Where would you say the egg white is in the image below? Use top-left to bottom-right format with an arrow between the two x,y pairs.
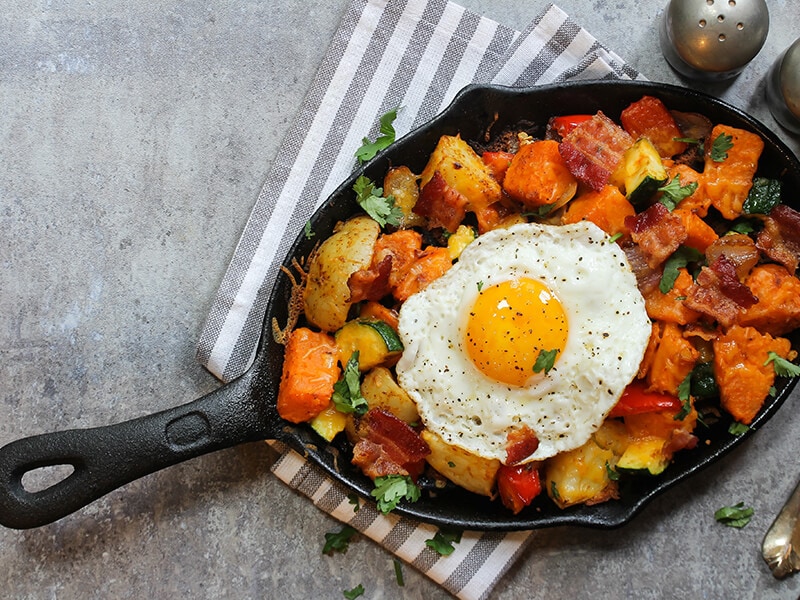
395,221 -> 651,463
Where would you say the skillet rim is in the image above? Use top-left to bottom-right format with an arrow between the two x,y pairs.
262,80 -> 800,531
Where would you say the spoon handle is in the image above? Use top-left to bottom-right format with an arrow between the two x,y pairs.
762,478 -> 800,578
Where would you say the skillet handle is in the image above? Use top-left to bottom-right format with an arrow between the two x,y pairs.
0,368 -> 276,529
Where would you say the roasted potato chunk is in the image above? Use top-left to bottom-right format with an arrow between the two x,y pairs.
421,429 -> 500,497
360,367 -> 419,424
303,216 -> 380,332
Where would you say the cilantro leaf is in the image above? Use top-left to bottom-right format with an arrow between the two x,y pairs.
355,108 -> 398,163
658,174 -> 698,211
714,502 -> 754,528
608,232 -> 624,243
304,220 -> 315,239
371,474 -> 421,514
710,133 -> 734,162
353,175 -> 403,227
606,461 -> 620,481
323,525 -> 358,555
348,493 -> 361,513
425,529 -> 463,556
674,373 -> 692,421
659,246 -> 704,294
728,422 -> 750,436
533,349 -> 559,374
673,136 -> 701,145
332,352 -> 368,415
763,352 -> 800,377
343,584 -> 365,599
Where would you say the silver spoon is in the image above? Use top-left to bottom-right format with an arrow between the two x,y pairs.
762,478 -> 800,578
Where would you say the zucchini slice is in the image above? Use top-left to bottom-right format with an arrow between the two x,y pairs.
611,138 -> 668,204
335,318 -> 403,371
616,438 -> 670,475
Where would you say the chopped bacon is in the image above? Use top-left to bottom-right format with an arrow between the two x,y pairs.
623,244 -> 662,296
705,233 -> 759,281
348,254 -> 392,303
626,202 -> 688,268
665,429 -> 699,454
684,255 -> 757,328
352,408 -> 430,480
414,170 -> 468,232
505,425 -> 540,465
558,111 -> 634,191
756,204 -> 800,273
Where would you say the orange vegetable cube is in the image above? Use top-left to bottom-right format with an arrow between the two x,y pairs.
738,264 -> 800,336
673,208 -> 718,252
644,321 -> 700,396
713,324 -> 792,424
703,124 -> 764,220
277,328 -> 340,424
561,184 -> 635,238
503,140 -> 578,210
644,268 -> 702,325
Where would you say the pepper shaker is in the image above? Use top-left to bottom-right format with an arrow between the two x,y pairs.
660,0 -> 769,80
765,38 -> 800,134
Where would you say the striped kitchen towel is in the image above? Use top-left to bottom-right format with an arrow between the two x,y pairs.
197,1 -> 640,598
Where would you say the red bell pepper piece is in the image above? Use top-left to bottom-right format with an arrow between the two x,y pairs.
497,463 -> 542,514
608,380 -> 682,418
548,114 -> 593,138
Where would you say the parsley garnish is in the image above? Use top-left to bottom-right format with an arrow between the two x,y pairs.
332,352 -> 368,415
710,133 -> 734,162
425,529 -> 463,556
658,174 -> 698,211
550,480 -> 560,501
714,502 -> 754,528
660,246 -> 704,294
533,349 -> 559,374
764,352 -> 800,377
372,475 -> 421,514
303,220 -> 315,239
606,461 -> 620,481
355,108 -> 399,163
728,422 -> 750,436
477,280 -> 484,291
353,175 -> 403,227
674,373 -> 692,421
343,584 -> 365,599
393,559 -> 405,586
673,136 -> 701,145
728,219 -> 757,235
323,525 -> 358,555
608,232 -> 624,243
348,493 -> 361,513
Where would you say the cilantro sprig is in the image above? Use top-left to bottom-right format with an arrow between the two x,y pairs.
714,502 -> 754,528
660,246 -> 704,294
425,529 -> 463,556
332,352 -> 368,415
763,352 -> 800,377
372,474 -> 421,514
658,173 -> 698,211
343,584 -> 365,599
323,525 -> 358,555
353,175 -> 403,227
355,108 -> 399,163
674,373 -> 692,421
710,132 -> 734,162
533,349 -> 559,374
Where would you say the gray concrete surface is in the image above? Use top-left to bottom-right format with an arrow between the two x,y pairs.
2,1 -> 799,598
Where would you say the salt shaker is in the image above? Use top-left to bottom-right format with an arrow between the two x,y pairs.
765,38 -> 800,134
660,0 -> 769,80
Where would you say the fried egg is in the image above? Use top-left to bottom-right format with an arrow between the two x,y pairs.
395,221 -> 650,464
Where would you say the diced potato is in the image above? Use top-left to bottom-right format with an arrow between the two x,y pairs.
591,419 -> 630,457
419,134 -> 502,211
360,367 -> 419,425
311,403 -> 348,442
421,430 -> 500,497
544,437 -> 617,509
303,216 -> 380,332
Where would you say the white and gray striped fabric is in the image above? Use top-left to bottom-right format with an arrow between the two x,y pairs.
197,1 -> 641,598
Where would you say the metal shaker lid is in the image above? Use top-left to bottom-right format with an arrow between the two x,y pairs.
662,0 -> 769,78
779,38 -> 800,120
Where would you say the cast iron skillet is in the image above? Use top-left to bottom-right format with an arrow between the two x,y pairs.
1,81 -> 799,531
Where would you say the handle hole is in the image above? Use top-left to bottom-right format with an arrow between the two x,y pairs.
21,464 -> 76,493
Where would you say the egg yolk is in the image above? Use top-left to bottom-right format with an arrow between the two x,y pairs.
464,277 -> 568,387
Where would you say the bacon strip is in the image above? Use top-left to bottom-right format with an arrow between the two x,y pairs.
352,408 -> 430,480
756,204 -> 800,273
414,170 -> 468,232
684,254 -> 757,328
626,202 -> 688,268
558,112 -> 634,191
